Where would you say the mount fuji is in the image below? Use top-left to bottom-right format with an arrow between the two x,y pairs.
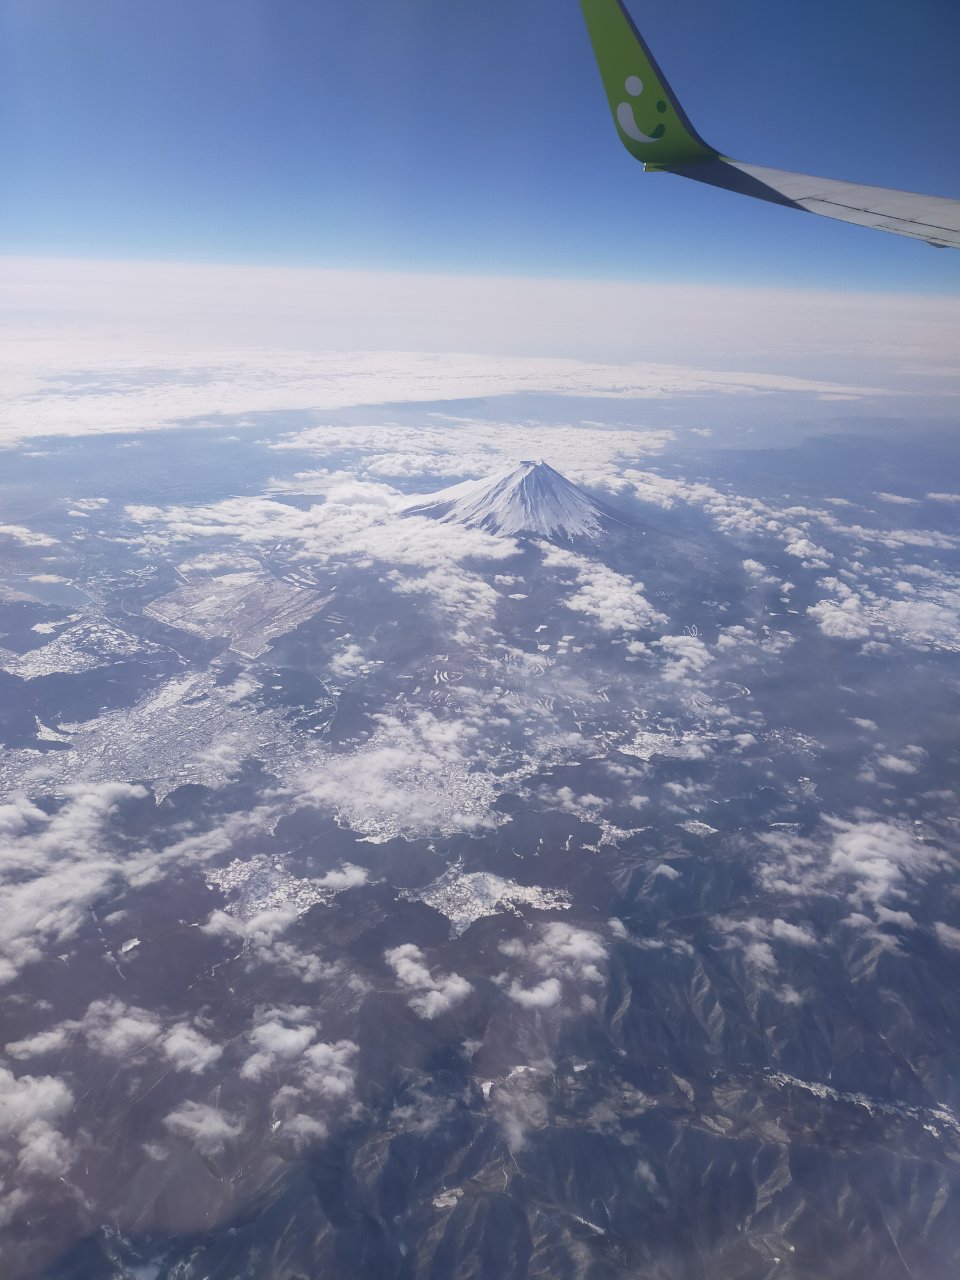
403,460 -> 628,541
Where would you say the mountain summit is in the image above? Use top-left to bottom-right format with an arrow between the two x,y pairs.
403,460 -> 624,541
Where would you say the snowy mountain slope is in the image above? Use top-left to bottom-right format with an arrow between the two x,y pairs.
402,460 -> 627,541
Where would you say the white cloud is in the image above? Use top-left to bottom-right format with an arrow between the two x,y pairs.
542,546 -> 665,633
297,1038 -> 358,1102
0,1066 -> 74,1204
876,492 -> 920,505
0,524 -> 57,547
163,1101 -> 243,1155
203,906 -> 298,950
388,561 -> 503,631
934,922 -> 960,951
384,943 -> 472,1019
296,708 -> 498,839
0,783 -> 149,984
505,977 -> 563,1009
4,1028 -> 71,1060
241,1017 -> 317,1080
0,795 -> 47,840
219,1007 -> 360,1147
81,998 -> 162,1057
391,1089 -> 459,1138
125,492 -> 519,636
881,597 -> 960,649
500,922 -> 607,991
7,1001 -> 224,1078
742,558 -> 776,584
328,643 -> 371,679
490,1076 -> 550,1154
655,634 -> 713,682
9,257 -> 953,447
0,1068 -> 73,1146
162,1024 -> 223,1074
876,753 -> 919,776
807,567 -> 960,653
783,534 -> 830,567
758,818 -> 948,923
713,914 -> 819,975
540,786 -> 604,817
653,864 -> 681,881
313,864 -> 368,891
769,918 -> 818,946
808,597 -> 871,640
744,940 -> 778,972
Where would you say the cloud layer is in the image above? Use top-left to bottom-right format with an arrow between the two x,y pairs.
3,257 -> 959,446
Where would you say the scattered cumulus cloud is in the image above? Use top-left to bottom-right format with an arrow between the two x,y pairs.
0,524 -> 57,547
499,923 -> 608,1001
875,492 -> 920,506
296,708 -> 498,840
808,597 -> 872,640
163,1101 -> 243,1156
384,943 -> 472,1019
758,818 -> 949,931
542,546 -> 665,633
0,783 -> 148,985
506,977 -> 564,1009
935,922 -> 960,951
0,1067 -> 74,1224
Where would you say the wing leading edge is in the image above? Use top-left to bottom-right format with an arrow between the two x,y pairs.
579,0 -> 960,249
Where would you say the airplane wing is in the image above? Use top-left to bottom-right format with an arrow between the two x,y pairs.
579,0 -> 960,249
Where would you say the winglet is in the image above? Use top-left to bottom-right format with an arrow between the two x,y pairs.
579,0 -> 716,168
578,0 -> 960,247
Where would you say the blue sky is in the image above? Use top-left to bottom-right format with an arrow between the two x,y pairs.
3,0 -> 960,291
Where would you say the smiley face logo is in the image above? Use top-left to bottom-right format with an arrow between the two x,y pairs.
616,75 -> 667,144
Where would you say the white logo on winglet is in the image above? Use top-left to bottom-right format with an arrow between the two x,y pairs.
616,75 -> 663,144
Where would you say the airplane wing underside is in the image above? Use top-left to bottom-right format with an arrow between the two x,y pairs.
666,158 -> 960,249
580,0 -> 960,249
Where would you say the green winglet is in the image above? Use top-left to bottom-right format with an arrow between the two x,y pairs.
579,0 -> 716,168
579,0 -> 960,247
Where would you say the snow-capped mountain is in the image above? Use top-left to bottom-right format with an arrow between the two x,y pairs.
403,460 -> 624,541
